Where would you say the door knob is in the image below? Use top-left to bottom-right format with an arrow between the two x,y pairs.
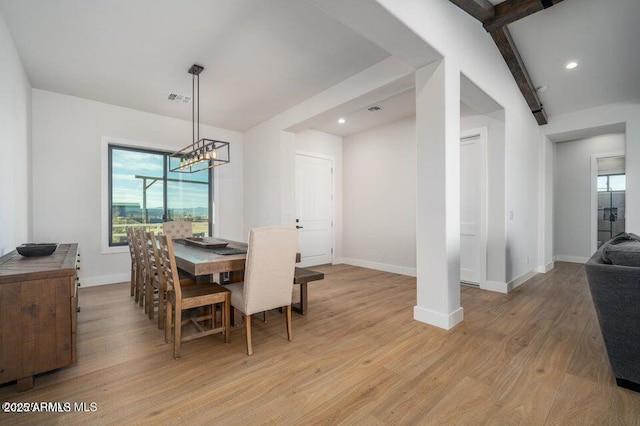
296,225 -> 304,229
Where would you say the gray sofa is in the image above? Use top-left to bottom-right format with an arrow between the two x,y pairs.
584,233 -> 640,392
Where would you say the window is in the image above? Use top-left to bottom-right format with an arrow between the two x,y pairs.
108,145 -> 212,246
597,174 -> 626,192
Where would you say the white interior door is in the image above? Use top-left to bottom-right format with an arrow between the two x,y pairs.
460,131 -> 487,285
295,153 -> 333,267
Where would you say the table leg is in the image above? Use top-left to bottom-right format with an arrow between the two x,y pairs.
224,294 -> 230,343
292,282 -> 308,315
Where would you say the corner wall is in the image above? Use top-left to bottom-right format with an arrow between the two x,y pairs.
343,116 -> 416,275
0,12 -> 31,255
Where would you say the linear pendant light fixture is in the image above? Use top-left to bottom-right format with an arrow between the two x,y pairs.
170,64 -> 230,173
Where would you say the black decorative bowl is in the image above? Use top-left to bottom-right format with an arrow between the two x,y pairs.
16,243 -> 58,257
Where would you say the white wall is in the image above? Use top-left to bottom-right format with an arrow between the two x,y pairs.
31,89 -> 243,286
554,133 -> 625,262
295,129 -> 343,260
343,116 -> 416,276
0,12 -> 31,255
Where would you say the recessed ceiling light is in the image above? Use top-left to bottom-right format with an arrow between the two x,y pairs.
565,61 -> 578,70
338,118 -> 346,124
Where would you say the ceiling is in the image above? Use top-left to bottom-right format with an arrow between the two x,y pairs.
0,0 -> 389,131
0,0 -> 638,135
507,0 -> 640,117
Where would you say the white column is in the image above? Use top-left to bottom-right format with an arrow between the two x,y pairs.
626,119 -> 640,233
414,59 -> 463,329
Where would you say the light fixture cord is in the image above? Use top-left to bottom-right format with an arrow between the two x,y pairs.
192,71 -> 195,145
197,71 -> 200,143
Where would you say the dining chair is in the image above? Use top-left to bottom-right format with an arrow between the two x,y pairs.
158,234 -> 230,358
226,226 -> 298,355
126,227 -> 138,299
131,228 -> 147,308
143,230 -> 165,325
135,228 -> 154,313
162,221 -> 193,239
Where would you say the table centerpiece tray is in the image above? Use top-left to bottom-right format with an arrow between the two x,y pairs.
182,237 -> 229,249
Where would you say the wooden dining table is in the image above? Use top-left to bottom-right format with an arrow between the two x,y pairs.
172,238 -> 249,279
171,238 -> 320,315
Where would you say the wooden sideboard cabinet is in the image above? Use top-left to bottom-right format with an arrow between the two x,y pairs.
0,243 -> 79,391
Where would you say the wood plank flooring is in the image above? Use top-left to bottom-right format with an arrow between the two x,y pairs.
0,262 -> 638,425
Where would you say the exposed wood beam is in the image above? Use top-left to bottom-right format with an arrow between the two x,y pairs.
448,0 -> 558,125
484,0 -> 564,33
449,0 -> 495,22
490,26 -> 547,125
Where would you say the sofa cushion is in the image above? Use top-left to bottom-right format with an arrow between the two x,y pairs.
601,233 -> 640,267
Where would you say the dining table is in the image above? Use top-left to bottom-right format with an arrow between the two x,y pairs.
171,238 -> 321,315
172,238 -> 249,279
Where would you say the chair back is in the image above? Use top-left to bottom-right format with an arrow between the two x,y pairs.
241,227 -> 297,314
126,227 -> 137,264
144,230 -> 165,291
162,221 -> 193,239
158,234 -> 182,301
136,228 -> 152,284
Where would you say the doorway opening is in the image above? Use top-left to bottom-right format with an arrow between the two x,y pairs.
460,128 -> 488,287
596,156 -> 626,248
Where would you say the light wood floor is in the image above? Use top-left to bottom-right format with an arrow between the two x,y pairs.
1,262 -> 639,425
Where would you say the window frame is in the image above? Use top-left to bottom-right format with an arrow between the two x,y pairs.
107,144 -> 213,247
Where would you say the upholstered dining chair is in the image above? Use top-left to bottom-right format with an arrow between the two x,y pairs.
162,221 -> 193,239
126,227 -> 138,299
226,226 -> 298,355
158,234 -> 231,358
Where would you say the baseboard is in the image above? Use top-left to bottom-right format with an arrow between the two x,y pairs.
341,257 -> 416,277
80,273 -> 130,287
554,255 -> 590,264
508,269 -> 537,291
414,305 -> 464,330
481,281 -> 509,294
537,261 -> 555,273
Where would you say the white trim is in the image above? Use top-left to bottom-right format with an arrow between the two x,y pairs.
341,257 -> 416,277
481,280 -> 509,294
459,127 -> 488,288
590,150 -> 625,255
537,261 -> 555,273
508,269 -> 537,291
482,269 -> 538,294
413,305 -> 464,330
81,273 -> 130,287
295,150 -> 336,266
554,255 -> 590,264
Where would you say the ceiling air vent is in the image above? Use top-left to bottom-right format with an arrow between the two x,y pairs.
167,93 -> 191,104
368,106 -> 382,112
